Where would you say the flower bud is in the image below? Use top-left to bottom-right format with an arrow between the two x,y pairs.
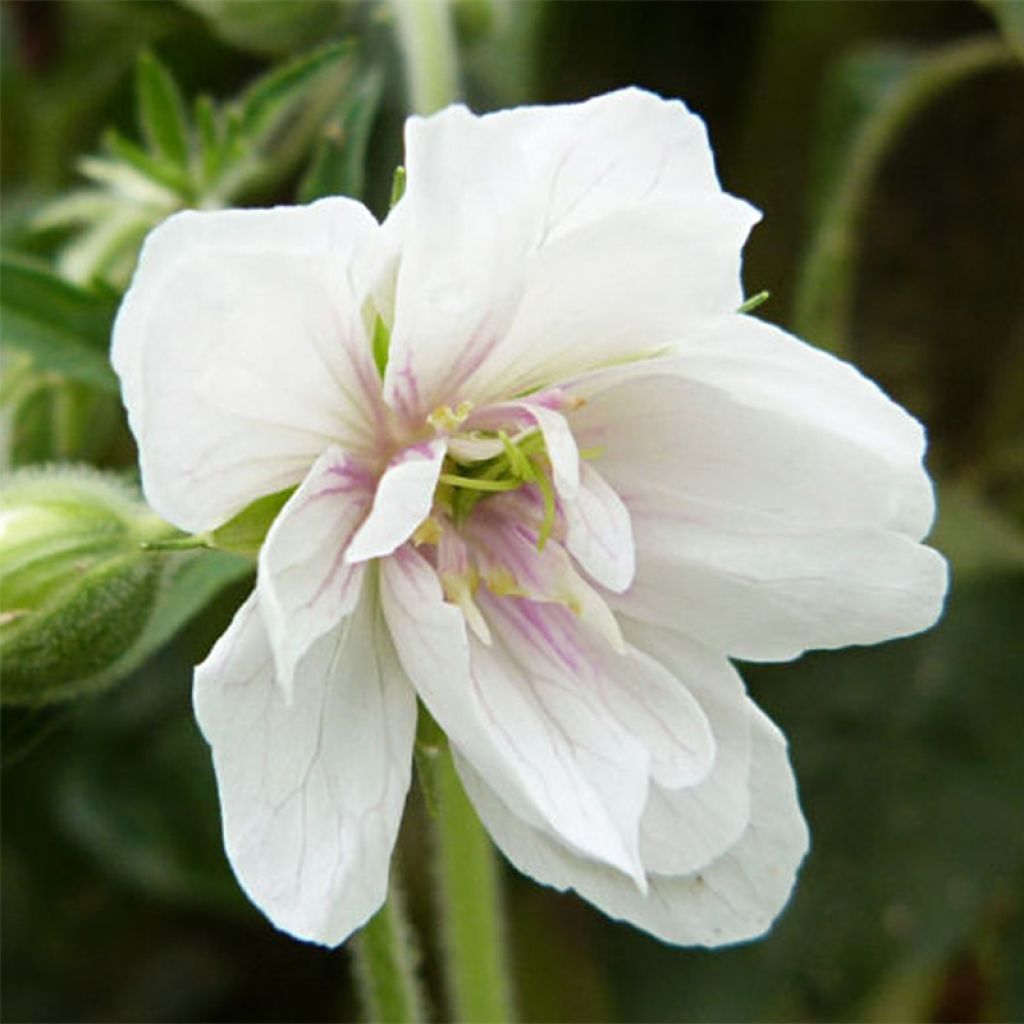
0,469 -> 162,705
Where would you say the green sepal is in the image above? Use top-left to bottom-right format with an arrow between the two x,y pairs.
208,486 -> 295,557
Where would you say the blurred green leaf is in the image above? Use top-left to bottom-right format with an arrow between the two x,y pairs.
794,37 -> 1016,354
136,51 -> 191,170
980,0 -> 1024,61
235,39 -> 356,142
932,481 -> 1024,577
298,64 -> 384,202
177,0 -> 349,58
0,255 -> 118,392
56,714 -> 241,909
32,40 -> 359,290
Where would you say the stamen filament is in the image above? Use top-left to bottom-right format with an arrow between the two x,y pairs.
438,474 -> 522,493
532,461 -> 556,551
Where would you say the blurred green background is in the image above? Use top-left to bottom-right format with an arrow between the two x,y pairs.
2,1 -> 1022,1021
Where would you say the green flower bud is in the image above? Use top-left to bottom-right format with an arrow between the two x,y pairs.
0,469 -> 163,705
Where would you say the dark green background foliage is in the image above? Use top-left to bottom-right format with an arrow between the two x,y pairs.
2,2 -> 1022,1021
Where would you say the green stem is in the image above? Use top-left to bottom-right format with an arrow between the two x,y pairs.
352,873 -> 427,1024
421,715 -> 515,1022
390,0 -> 461,114
793,37 -> 1015,355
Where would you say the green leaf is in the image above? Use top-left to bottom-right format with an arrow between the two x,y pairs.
103,129 -> 194,199
135,51 -> 191,169
177,0 -> 347,58
931,480 -> 1024,577
793,37 -> 1016,355
0,255 -> 118,392
298,65 -> 384,203
980,0 -> 1024,61
235,39 -> 356,143
193,94 -> 224,188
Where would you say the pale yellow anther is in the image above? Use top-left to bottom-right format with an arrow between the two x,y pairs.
484,567 -> 525,598
412,516 -> 443,546
442,571 -> 491,644
428,400 -> 474,432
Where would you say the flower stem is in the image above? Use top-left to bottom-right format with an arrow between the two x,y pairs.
352,873 -> 427,1024
421,717 -> 516,1022
390,0 -> 461,114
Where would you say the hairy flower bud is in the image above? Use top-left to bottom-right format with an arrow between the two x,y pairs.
0,469 -> 162,704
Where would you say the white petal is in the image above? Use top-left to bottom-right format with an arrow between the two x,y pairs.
457,701 -> 809,947
382,91 -> 757,418
618,506 -> 949,662
485,86 -> 738,243
383,105 -> 536,421
623,620 -> 753,874
257,446 -> 372,700
345,439 -> 446,563
473,199 -> 758,404
380,546 -> 648,879
567,320 -> 948,657
571,315 -> 936,538
112,199 -> 387,533
193,588 -> 416,947
564,464 -> 636,594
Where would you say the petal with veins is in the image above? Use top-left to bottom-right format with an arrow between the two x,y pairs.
384,90 -> 758,417
623,620 -> 753,875
485,86 -> 737,243
473,199 -> 758,404
380,546 -> 649,881
567,320 -> 947,657
258,446 -> 373,701
564,464 -> 636,594
193,586 -> 416,947
112,199 -> 387,533
383,105 -> 536,421
456,701 -> 808,947
346,439 -> 446,563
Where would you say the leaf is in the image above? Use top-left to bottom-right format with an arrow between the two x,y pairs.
0,255 -> 118,392
980,0 -> 1024,61
793,37 -> 1016,355
235,39 -> 355,143
176,0 -> 347,58
135,51 -> 191,169
298,64 -> 384,203
931,480 -> 1024,577
103,129 -> 194,200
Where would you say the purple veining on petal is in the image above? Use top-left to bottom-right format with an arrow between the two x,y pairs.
486,593 -> 595,677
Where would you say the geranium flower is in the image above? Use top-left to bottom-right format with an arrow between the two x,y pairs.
112,87 -> 947,948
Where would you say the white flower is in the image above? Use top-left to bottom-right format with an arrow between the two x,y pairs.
112,87 -> 948,948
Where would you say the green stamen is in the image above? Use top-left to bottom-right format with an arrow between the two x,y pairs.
532,461 -> 556,551
738,290 -> 770,314
438,474 -> 522,493
497,430 -> 535,481
372,317 -> 391,379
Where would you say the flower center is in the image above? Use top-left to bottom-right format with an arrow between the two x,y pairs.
427,403 -> 558,547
